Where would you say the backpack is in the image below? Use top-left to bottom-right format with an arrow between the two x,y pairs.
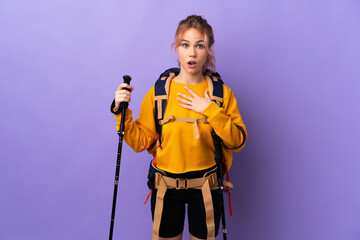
147,67 -> 227,155
145,68 -> 237,217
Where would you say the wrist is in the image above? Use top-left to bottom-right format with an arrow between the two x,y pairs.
201,101 -> 220,117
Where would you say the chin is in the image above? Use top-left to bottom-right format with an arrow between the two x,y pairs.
182,66 -> 202,75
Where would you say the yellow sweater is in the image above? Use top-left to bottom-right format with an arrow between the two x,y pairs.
115,79 -> 247,174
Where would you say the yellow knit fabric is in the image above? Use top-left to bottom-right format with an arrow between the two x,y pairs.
115,79 -> 246,174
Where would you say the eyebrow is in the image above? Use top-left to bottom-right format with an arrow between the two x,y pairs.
181,39 -> 205,43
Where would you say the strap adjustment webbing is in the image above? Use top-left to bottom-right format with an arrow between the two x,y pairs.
159,115 -> 208,140
155,172 -> 218,190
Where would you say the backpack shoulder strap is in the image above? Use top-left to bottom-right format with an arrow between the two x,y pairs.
205,70 -> 224,107
206,71 -> 247,151
153,68 -> 180,149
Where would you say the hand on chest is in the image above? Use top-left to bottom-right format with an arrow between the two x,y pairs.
165,81 -> 209,118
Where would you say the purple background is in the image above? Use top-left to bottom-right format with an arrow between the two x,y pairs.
1,0 -> 359,239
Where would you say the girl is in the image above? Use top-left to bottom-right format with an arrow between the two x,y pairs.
113,15 -> 247,240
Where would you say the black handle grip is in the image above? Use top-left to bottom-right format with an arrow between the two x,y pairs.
119,75 -> 132,111
122,75 -> 132,91
123,75 -> 131,84
110,75 -> 132,115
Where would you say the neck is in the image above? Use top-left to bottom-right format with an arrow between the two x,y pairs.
175,68 -> 205,84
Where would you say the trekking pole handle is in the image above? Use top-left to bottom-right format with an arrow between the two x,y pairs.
119,75 -> 132,110
122,75 -> 132,88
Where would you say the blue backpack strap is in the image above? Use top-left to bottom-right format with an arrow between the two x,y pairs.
154,68 -> 180,147
204,70 -> 224,108
206,70 -> 246,150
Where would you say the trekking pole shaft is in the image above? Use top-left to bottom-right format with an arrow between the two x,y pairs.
217,158 -> 227,240
212,131 -> 228,240
109,75 -> 132,240
109,107 -> 127,240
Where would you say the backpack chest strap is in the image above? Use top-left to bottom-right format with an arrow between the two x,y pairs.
159,115 -> 208,140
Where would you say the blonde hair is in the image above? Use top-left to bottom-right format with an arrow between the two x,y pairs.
173,15 -> 216,73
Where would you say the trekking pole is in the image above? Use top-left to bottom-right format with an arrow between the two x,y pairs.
109,75 -> 132,240
212,131 -> 228,240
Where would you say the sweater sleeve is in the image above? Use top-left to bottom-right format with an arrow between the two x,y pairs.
201,85 -> 247,152
115,87 -> 157,152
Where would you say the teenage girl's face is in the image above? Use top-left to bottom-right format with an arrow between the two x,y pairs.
176,28 -> 208,75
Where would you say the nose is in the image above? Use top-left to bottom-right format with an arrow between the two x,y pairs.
189,46 -> 196,58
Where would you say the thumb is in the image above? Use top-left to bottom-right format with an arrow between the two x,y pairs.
204,89 -> 210,99
115,100 -> 120,110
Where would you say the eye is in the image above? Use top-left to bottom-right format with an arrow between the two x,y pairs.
182,43 -> 189,48
196,44 -> 204,49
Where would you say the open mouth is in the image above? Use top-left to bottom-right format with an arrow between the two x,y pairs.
188,61 -> 197,67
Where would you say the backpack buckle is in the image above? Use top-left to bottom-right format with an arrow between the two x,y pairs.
208,173 -> 217,186
175,178 -> 188,190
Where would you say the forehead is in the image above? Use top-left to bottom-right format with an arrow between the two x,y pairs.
180,28 -> 205,42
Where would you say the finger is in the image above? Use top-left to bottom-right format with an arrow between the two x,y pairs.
184,86 -> 198,97
118,96 -> 131,102
117,83 -> 127,90
117,83 -> 131,91
177,92 -> 193,101
115,91 -> 131,101
115,94 -> 129,101
119,89 -> 132,95
123,85 -> 135,93
179,103 -> 192,110
115,95 -> 129,102
177,97 -> 192,105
